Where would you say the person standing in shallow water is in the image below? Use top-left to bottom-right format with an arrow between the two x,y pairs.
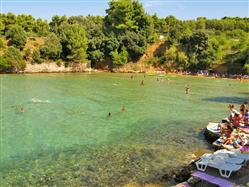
140,80 -> 144,86
121,106 -> 126,112
185,84 -> 190,94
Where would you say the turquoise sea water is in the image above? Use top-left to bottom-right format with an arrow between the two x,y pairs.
0,73 -> 248,186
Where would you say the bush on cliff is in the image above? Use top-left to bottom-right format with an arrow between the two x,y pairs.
3,46 -> 26,71
32,49 -> 43,64
40,33 -> 62,60
6,25 -> 27,50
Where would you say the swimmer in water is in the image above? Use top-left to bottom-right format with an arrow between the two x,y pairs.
185,84 -> 190,94
20,107 -> 25,113
140,80 -> 144,86
108,112 -> 112,117
131,75 -> 134,79
121,106 -> 126,112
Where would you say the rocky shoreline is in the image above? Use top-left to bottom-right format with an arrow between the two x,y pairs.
157,127 -> 249,187
1,62 -> 248,80
24,62 -> 91,73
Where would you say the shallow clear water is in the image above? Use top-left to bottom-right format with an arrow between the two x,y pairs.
0,73 -> 248,186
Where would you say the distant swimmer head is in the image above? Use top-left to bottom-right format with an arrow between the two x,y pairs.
121,106 -> 126,112
20,107 -> 25,113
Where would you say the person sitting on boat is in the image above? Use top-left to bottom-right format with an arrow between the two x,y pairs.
232,112 -> 242,127
240,101 -> 248,113
227,104 -> 238,122
222,128 -> 232,142
244,109 -> 249,126
219,120 -> 233,134
223,129 -> 243,148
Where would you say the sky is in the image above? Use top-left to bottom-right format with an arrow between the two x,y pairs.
0,0 -> 248,20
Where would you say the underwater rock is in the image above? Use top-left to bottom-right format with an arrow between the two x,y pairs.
160,168 -> 176,181
187,176 -> 200,185
159,161 -> 196,183
86,165 -> 96,172
80,175 -> 91,184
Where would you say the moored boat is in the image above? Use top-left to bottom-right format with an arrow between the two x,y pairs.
204,122 -> 221,142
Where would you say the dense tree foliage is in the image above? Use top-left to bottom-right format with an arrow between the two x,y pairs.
2,46 -> 26,71
0,0 -> 249,73
32,49 -> 42,64
59,23 -> 88,62
50,15 -> 68,34
111,46 -> 128,65
40,33 -> 62,60
34,18 -> 50,36
6,25 -> 27,49
105,0 -> 154,62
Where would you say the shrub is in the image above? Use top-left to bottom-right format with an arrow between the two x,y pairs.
32,49 -> 42,64
0,56 -> 10,70
56,59 -> 63,67
24,49 -> 32,60
0,38 -> 4,49
6,25 -> 27,50
111,46 -> 128,66
3,46 -> 26,71
243,63 -> 249,74
40,33 -> 62,60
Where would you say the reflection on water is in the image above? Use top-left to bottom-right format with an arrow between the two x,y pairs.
0,73 -> 248,186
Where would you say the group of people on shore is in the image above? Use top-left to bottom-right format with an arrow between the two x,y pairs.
219,102 -> 249,148
227,102 -> 249,127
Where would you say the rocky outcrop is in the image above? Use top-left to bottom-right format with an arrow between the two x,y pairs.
155,161 -> 197,184
24,62 -> 90,73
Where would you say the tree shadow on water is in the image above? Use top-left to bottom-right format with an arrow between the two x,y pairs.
203,96 -> 249,105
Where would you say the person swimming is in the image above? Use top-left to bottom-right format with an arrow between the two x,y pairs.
108,112 -> 112,117
30,98 -> 51,104
185,84 -> 190,94
20,107 -> 25,113
121,106 -> 126,112
140,80 -> 144,86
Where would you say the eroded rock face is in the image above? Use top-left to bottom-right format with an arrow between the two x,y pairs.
187,177 -> 201,185
24,62 -> 89,73
158,161 -> 196,184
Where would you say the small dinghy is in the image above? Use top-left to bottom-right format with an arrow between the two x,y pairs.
204,122 -> 221,142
